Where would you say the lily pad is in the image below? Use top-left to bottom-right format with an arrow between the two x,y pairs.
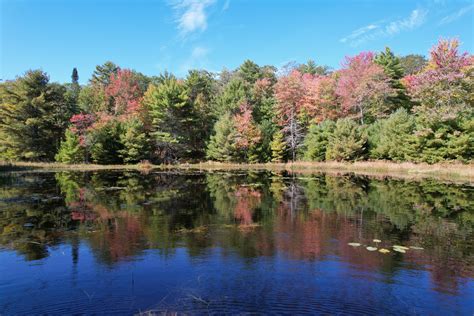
366,246 -> 378,251
393,248 -> 406,253
393,245 -> 409,250
373,239 -> 382,243
409,246 -> 424,250
348,242 -> 361,247
378,248 -> 390,254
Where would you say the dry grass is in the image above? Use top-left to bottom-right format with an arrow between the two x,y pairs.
1,160 -> 472,184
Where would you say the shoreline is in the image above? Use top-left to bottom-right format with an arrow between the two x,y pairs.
1,160 -> 473,184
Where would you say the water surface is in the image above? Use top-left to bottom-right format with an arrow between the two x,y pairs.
1,170 -> 473,314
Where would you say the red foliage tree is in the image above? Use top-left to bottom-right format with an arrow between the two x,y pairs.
335,52 -> 393,123
274,70 -> 306,161
105,69 -> 144,115
233,102 -> 262,150
403,38 -> 473,123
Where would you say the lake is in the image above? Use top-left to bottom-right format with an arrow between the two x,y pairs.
0,169 -> 473,315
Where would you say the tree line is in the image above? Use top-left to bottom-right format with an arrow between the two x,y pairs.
0,38 -> 472,164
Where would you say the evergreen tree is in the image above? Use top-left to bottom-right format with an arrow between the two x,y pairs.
368,109 -> 416,161
270,130 -> 287,162
374,47 -> 411,109
0,70 -> 72,161
214,78 -> 248,117
298,60 -> 330,75
326,119 -> 367,161
303,120 -> 335,161
119,118 -> 150,163
91,61 -> 119,87
89,120 -> 124,164
207,113 -> 238,161
55,129 -> 85,163
72,68 -> 79,84
238,60 -> 262,85
143,77 -> 199,162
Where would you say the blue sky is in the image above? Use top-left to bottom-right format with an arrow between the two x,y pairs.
1,0 -> 473,83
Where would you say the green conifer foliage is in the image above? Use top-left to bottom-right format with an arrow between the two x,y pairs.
270,130 -> 287,162
207,113 -> 238,162
304,120 -> 336,161
326,119 -> 367,161
55,129 -> 85,163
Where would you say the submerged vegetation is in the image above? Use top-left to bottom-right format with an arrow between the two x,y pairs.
0,38 -> 472,165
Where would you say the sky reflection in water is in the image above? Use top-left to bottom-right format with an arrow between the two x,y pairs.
0,170 -> 473,314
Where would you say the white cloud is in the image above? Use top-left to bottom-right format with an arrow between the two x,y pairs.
191,46 -> 209,59
170,0 -> 216,36
439,4 -> 474,25
180,46 -> 211,74
340,24 -> 379,43
340,9 -> 428,47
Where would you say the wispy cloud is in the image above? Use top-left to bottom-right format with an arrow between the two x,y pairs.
439,4 -> 474,25
180,46 -> 211,74
340,9 -> 428,47
340,24 -> 379,44
169,0 -> 216,37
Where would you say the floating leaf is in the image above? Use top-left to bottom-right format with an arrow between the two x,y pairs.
348,242 -> 361,247
379,248 -> 390,254
393,245 -> 409,250
393,248 -> 406,253
373,239 -> 382,243
366,246 -> 378,251
409,246 -> 424,250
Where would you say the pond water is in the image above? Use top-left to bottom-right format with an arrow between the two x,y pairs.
0,170 -> 473,315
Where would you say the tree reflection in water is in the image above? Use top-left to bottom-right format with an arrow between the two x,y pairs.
0,170 -> 473,295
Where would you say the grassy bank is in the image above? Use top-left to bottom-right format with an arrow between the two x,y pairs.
1,160 -> 473,184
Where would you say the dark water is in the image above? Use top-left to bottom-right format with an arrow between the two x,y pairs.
0,170 -> 473,315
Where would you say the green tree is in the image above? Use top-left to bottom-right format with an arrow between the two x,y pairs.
374,47 -> 411,109
399,54 -> 427,75
55,129 -> 85,163
143,77 -> 199,162
326,119 -> 367,161
368,109 -> 416,161
91,61 -> 119,87
298,59 -> 330,75
89,120 -> 124,164
119,118 -> 150,163
303,120 -> 335,161
214,78 -> 248,117
0,70 -> 72,161
207,113 -> 238,161
270,129 -> 287,162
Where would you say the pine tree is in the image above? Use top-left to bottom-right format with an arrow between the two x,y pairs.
368,109 -> 416,161
326,119 -> 367,161
72,68 -> 79,84
303,120 -> 335,161
119,118 -> 150,163
270,130 -> 287,162
91,61 -> 119,87
0,70 -> 72,161
207,113 -> 238,161
55,129 -> 85,163
374,47 -> 411,109
143,77 -> 200,162
89,120 -> 124,164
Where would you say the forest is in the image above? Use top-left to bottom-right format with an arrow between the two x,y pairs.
0,38 -> 472,165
